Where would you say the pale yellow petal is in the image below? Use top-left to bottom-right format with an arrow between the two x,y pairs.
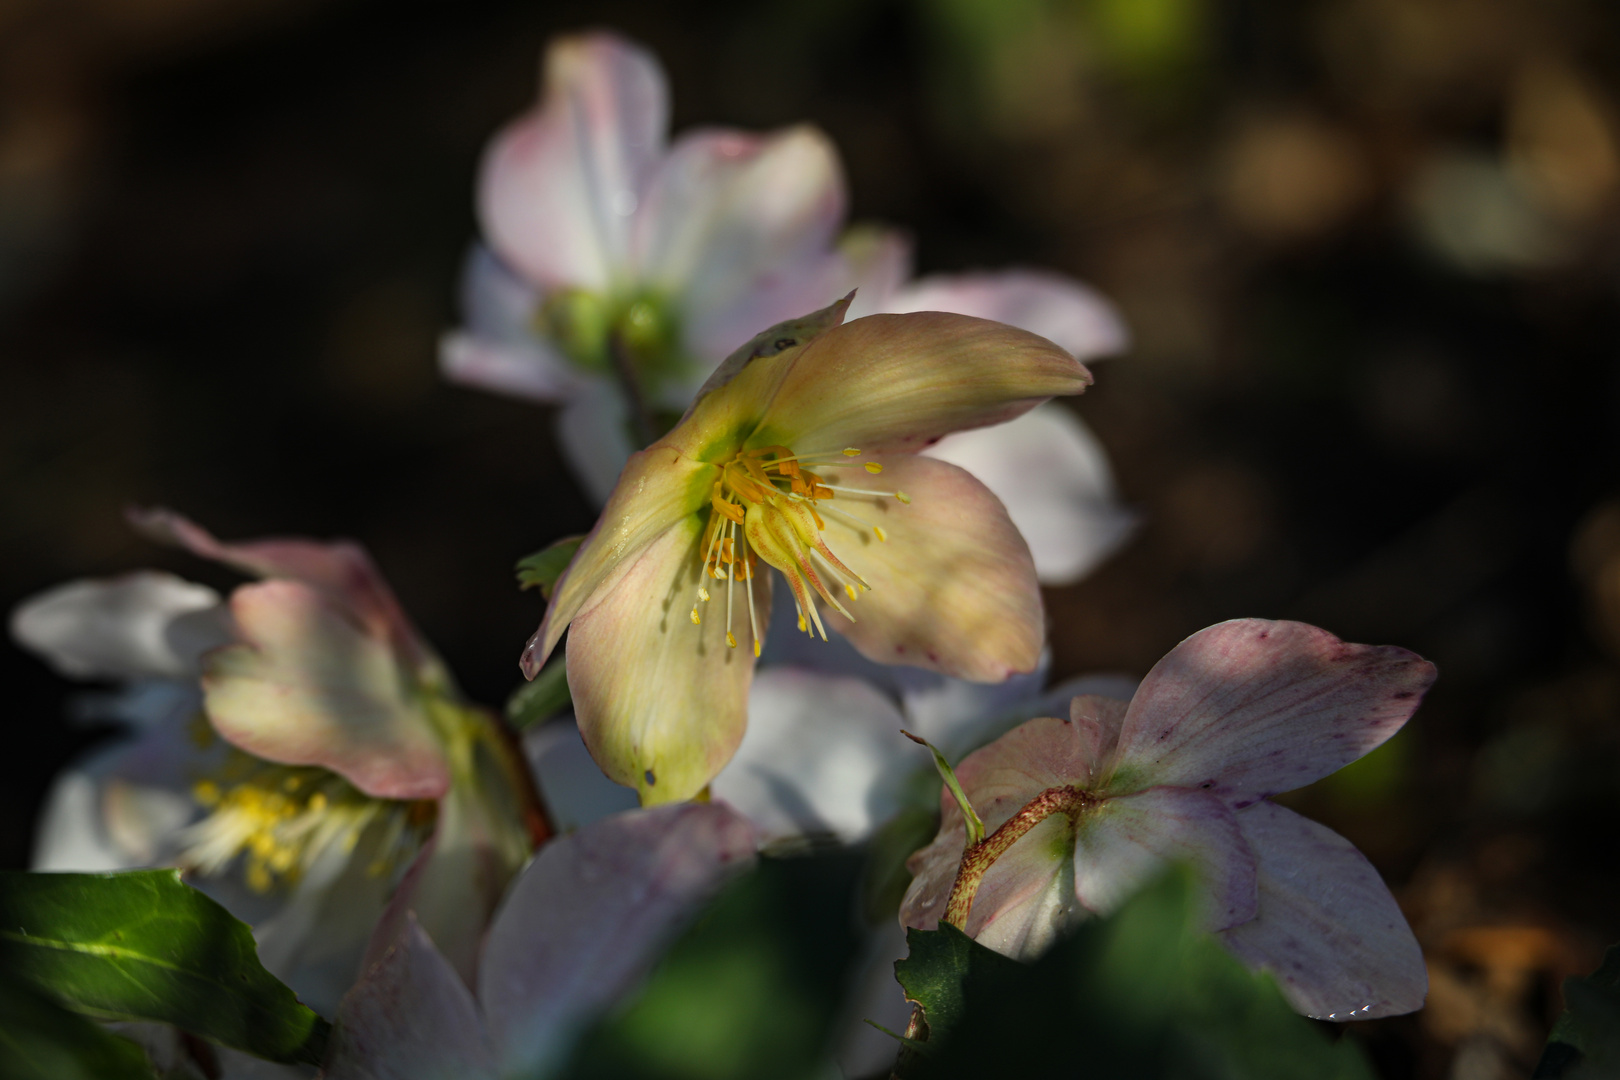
565,518 -> 770,805
815,455 -> 1042,682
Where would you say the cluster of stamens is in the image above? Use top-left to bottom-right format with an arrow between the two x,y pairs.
689,445 -> 910,653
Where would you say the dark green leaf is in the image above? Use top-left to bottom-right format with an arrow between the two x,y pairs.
517,536 -> 585,597
0,975 -> 155,1080
898,867 -> 1375,1080
506,657 -> 572,730
0,869 -> 330,1066
560,850 -> 867,1080
1535,944 -> 1620,1078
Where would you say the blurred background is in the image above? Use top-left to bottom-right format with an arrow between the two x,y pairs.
2,0 -> 1618,1075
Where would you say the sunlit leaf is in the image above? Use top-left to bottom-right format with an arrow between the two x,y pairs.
0,870 -> 330,1065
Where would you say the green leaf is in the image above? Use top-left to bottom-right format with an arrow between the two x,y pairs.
896,867 -> 1375,1080
517,536 -> 585,597
0,975 -> 155,1080
1535,944 -> 1620,1078
902,731 -> 984,845
507,657 -> 572,731
0,869 -> 330,1066
560,850 -> 868,1080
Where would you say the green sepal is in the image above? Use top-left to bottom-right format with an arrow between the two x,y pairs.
1534,944 -> 1620,1078
507,656 -> 572,730
516,536 -> 585,597
0,975 -> 156,1079
892,866 -> 1375,1080
0,869 -> 330,1066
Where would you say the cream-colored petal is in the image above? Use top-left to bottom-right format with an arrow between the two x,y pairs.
11,572 -> 228,681
565,518 -> 769,804
202,581 -> 450,801
747,311 -> 1090,457
522,444 -> 714,676
815,455 -> 1042,682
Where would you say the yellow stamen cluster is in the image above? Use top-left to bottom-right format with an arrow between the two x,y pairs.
182,754 -> 434,893
689,444 -> 910,649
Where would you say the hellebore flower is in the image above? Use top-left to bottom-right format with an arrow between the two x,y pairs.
441,30 -> 847,499
325,803 -> 756,1080
523,298 -> 1091,806
899,618 -> 1436,1020
11,511 -> 539,1012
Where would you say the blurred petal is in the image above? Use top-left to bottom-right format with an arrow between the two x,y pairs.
479,804 -> 757,1077
633,125 -> 846,355
521,444 -> 712,675
1110,619 -> 1438,805
203,581 -> 450,800
565,519 -> 767,804
817,455 -> 1043,683
523,719 -> 639,834
1072,785 -> 1258,931
478,33 -> 666,290
886,269 -> 1129,362
750,312 -> 1091,457
327,916 -> 496,1080
11,572 -> 228,680
131,508 -> 432,672
554,378 -> 636,506
439,333 -> 584,404
1219,801 -> 1426,1019
32,772 -> 149,872
924,404 -> 1136,585
838,226 -> 913,320
711,668 -> 910,844
892,656 -> 1049,759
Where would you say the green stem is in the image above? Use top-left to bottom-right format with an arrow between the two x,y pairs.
943,785 -> 1097,930
607,329 -> 658,448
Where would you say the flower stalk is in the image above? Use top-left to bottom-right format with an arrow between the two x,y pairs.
942,784 -> 1096,929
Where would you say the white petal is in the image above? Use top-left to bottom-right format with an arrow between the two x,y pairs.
479,804 -> 756,1077
711,668 -> 910,844
523,718 -> 640,833
892,656 -> 1050,760
1219,801 -> 1426,1020
439,332 -> 584,404
31,771 -> 142,873
838,226 -> 913,320
11,572 -> 228,680
885,269 -> 1129,362
554,377 -> 636,506
924,403 -> 1135,585
327,916 -> 496,1080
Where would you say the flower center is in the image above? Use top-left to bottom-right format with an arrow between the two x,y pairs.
688,445 -> 909,653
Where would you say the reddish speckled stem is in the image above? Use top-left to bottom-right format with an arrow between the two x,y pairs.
943,784 -> 1097,930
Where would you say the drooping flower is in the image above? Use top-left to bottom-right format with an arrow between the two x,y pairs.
440,30 -> 847,500
899,618 -> 1436,1020
11,510 -> 539,1012
324,803 -> 756,1080
523,298 -> 1091,806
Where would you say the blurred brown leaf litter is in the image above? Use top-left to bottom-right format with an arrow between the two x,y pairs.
4,0 -> 1620,1076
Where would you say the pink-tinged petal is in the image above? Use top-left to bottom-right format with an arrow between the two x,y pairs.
748,312 -> 1091,457
684,250 -> 851,374
838,226 -> 913,320
897,820 -> 966,934
1110,619 -> 1438,804
554,379 -> 637,506
711,668 -> 910,844
202,581 -> 450,800
326,916 -> 496,1080
11,572 -> 229,680
1073,785 -> 1258,931
478,33 -> 666,289
815,455 -> 1043,682
130,508 -> 433,674
457,244 -> 540,343
439,332 -> 587,404
1219,801 -> 1426,1019
1069,694 -> 1130,782
565,519 -> 768,804
521,443 -> 713,675
524,719 -> 640,833
885,269 -> 1129,362
924,404 -> 1137,585
963,812 -> 1084,959
479,804 -> 757,1077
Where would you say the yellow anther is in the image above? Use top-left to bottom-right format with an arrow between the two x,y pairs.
842,447 -> 861,456
845,583 -> 858,601
726,631 -> 738,649
699,586 -> 710,601
896,491 -> 911,505
865,462 -> 883,474
797,611 -> 807,632
874,526 -> 888,542
690,608 -> 702,625
754,640 -> 761,657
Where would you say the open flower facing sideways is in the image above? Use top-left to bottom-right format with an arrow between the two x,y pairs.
524,297 -> 1091,806
900,618 -> 1437,1020
10,510 -> 539,1015
444,32 -> 1135,587
442,31 -> 847,500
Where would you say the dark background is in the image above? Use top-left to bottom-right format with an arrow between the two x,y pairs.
4,0 -> 1619,1075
